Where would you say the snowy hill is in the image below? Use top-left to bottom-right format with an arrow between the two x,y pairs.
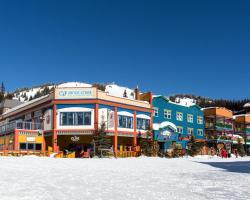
12,82 -> 136,102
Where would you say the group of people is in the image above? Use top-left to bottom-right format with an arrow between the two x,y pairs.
220,148 -> 238,158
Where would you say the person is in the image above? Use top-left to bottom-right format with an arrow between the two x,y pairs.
234,148 -> 238,158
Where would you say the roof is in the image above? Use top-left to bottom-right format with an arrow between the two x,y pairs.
243,102 -> 250,108
0,99 -> 23,109
153,95 -> 202,109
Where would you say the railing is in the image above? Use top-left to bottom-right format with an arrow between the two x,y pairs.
0,121 -> 42,135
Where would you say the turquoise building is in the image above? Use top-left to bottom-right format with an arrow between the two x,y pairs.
153,96 -> 205,151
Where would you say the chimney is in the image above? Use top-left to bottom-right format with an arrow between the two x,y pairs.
134,86 -> 139,100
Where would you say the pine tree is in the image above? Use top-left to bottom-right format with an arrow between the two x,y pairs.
123,89 -> 127,98
93,123 -> 113,157
237,138 -> 246,157
188,135 -> 201,156
139,128 -> 159,157
0,82 -> 5,94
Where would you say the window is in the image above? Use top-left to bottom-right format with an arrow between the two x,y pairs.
188,128 -> 194,135
176,112 -> 183,121
118,115 -> 133,129
60,112 -> 92,126
35,144 -> 42,151
197,116 -> 203,124
137,118 -> 150,130
19,143 -> 26,150
177,126 -> 183,134
153,108 -> 158,117
28,143 -> 34,150
187,114 -> 193,123
197,129 -> 203,136
164,109 -> 171,119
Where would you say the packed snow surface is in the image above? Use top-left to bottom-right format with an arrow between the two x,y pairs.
0,156 -> 249,200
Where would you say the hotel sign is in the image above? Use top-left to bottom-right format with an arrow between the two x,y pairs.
55,88 -> 96,99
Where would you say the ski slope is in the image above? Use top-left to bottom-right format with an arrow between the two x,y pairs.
0,156 -> 249,200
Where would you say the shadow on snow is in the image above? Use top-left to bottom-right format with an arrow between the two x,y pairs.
198,161 -> 250,174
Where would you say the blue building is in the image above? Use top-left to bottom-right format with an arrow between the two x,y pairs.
153,96 -> 205,151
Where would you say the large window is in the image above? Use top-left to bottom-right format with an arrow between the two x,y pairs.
197,116 -> 203,124
177,126 -> 183,134
137,118 -> 150,130
60,112 -> 91,126
197,129 -> 203,136
19,143 -> 42,151
153,108 -> 158,117
176,112 -> 183,121
188,128 -> 194,135
187,114 -> 193,123
164,109 -> 171,119
118,115 -> 133,129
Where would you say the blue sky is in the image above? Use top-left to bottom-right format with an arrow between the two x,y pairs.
0,0 -> 249,99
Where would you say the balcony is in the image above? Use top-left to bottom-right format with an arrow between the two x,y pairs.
0,121 -> 42,135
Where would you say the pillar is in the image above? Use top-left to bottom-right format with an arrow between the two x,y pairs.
114,107 -> 118,157
95,104 -> 99,130
133,111 -> 137,156
14,130 -> 19,151
52,103 -> 58,153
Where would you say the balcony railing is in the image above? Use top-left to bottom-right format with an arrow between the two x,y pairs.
0,121 -> 42,135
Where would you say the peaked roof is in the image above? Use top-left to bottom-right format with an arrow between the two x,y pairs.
0,99 -> 23,109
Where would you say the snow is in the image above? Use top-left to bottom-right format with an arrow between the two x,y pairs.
175,97 -> 196,107
0,157 -> 249,200
105,83 -> 135,100
57,82 -> 92,88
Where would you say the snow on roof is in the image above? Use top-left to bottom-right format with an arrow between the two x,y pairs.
105,84 -> 135,100
243,102 -> 250,108
2,94 -> 50,116
57,82 -> 92,88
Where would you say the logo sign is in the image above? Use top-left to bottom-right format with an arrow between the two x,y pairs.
71,136 -> 80,142
26,137 -> 36,142
55,88 -> 96,99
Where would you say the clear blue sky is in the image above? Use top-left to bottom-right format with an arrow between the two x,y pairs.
0,0 -> 249,99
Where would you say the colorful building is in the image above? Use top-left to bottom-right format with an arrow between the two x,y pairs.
203,107 -> 233,151
152,96 -> 205,151
233,114 -> 250,154
0,84 -> 153,157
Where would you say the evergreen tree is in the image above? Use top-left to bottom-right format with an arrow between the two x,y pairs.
93,123 -> 113,157
5,93 -> 14,100
187,135 -> 201,156
0,82 -> 5,94
139,128 -> 159,157
237,138 -> 246,157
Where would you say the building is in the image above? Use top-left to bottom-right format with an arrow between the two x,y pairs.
0,84 -> 153,157
203,107 -> 233,151
233,114 -> 250,154
0,99 -> 22,115
152,96 -> 205,152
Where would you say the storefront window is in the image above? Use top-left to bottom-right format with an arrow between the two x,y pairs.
19,143 -> 26,150
60,112 -> 92,126
118,115 -> 133,129
137,118 -> 150,130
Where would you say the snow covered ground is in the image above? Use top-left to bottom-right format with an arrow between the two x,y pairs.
0,156 -> 249,200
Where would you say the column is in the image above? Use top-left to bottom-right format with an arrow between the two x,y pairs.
114,107 -> 118,157
52,103 -> 58,153
95,104 -> 99,130
133,111 -> 137,156
14,130 -> 19,151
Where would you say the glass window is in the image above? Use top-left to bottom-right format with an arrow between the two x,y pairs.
137,118 -> 150,130
28,143 -> 34,150
176,112 -> 183,121
84,112 -> 91,125
164,110 -> 171,119
153,108 -> 158,117
197,129 -> 203,136
19,143 -> 26,150
188,128 -> 194,135
197,116 -> 203,124
177,126 -> 183,134
118,115 -> 133,129
187,114 -> 193,123
60,112 -> 92,126
35,143 -> 42,150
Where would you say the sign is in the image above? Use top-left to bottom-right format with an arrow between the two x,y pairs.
71,136 -> 80,142
55,88 -> 96,99
26,137 -> 36,142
